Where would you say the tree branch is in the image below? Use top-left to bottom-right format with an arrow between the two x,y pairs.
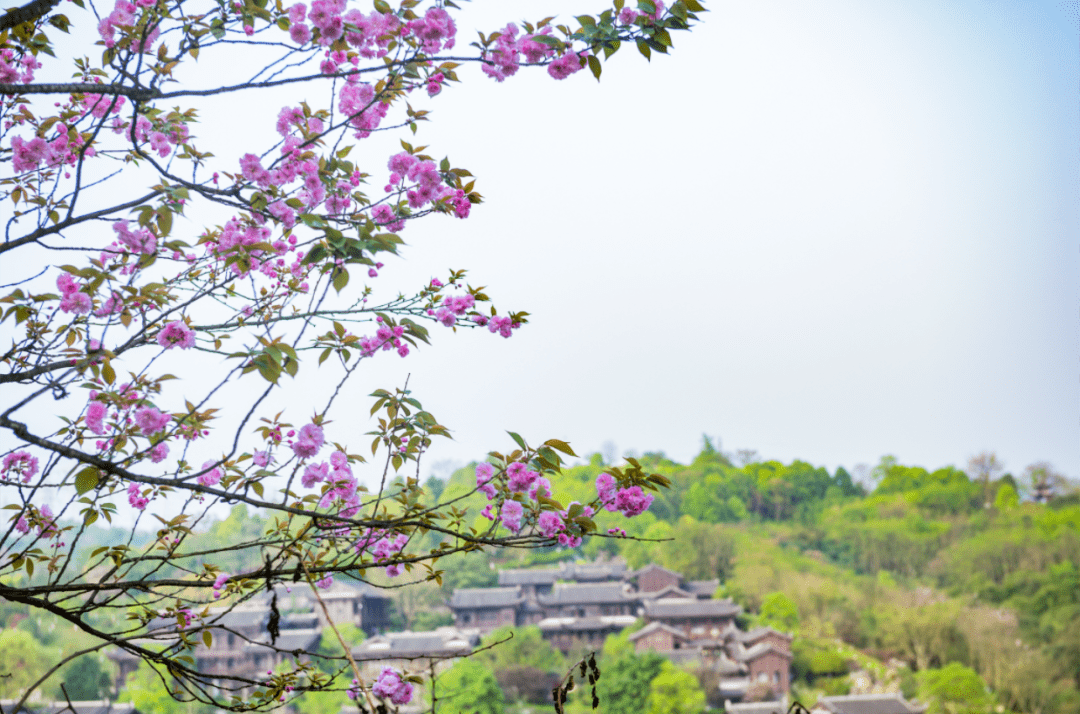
0,0 -> 59,31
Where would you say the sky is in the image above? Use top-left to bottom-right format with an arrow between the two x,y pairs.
4,0 -> 1077,519
337,0 -> 1080,484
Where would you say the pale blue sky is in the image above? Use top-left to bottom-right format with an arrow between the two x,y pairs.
347,0 -> 1079,482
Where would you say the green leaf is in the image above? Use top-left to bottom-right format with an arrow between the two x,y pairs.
587,55 -> 602,81
373,0 -> 390,12
75,467 -> 99,494
507,431 -> 527,451
203,630 -> 213,648
543,439 -> 578,457
636,38 -> 651,60
332,268 -> 349,293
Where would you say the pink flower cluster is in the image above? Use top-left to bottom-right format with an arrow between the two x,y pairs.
98,0 -> 160,51
113,220 -> 157,255
338,81 -> 390,139
596,473 -> 654,517
157,321 -> 196,350
301,450 -> 361,516
618,1 -> 666,24
287,0 -> 408,58
406,6 -> 456,53
135,406 -> 170,435
56,273 -> 91,314
385,152 -> 471,218
0,49 -> 41,84
197,460 -> 223,487
291,423 -> 325,459
1,451 -> 39,483
352,527 -> 408,577
371,667 -> 413,705
128,483 -> 150,510
85,400 -> 109,437
212,573 -> 230,598
355,317 -> 410,359
433,293 -> 476,327
14,504 -> 57,539
546,51 -> 586,81
130,114 -> 190,158
481,24 -> 557,82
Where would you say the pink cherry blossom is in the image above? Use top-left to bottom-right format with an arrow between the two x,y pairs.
149,442 -> 169,463
372,667 -> 413,705
157,321 -> 196,350
614,485 -> 653,517
197,460 -> 223,487
128,483 -> 150,510
86,401 -> 108,435
135,406 -> 170,435
500,499 -> 524,533
537,510 -> 564,538
292,423 -> 324,458
2,451 -> 39,483
595,472 -> 618,512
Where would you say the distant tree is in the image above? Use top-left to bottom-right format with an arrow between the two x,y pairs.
476,626 -> 565,674
917,661 -> 992,714
757,591 -> 799,633
435,659 -> 504,714
647,661 -> 706,714
967,452 -> 1005,508
61,654 -> 113,700
422,475 -> 446,503
993,482 -> 1019,511
595,652 -> 667,714
495,665 -> 562,704
736,449 -> 760,467
117,662 -> 184,714
660,516 -> 737,581
0,629 -> 56,698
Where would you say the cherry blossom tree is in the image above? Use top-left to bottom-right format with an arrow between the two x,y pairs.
0,0 -> 700,710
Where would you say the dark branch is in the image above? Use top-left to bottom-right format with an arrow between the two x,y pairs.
0,0 -> 60,31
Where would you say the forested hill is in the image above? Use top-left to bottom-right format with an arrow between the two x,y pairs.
430,444 -> 1080,713
40,444 -> 1078,712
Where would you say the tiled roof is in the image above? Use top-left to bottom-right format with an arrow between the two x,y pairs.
684,579 -> 720,597
353,629 -> 477,659
538,582 -> 632,606
724,702 -> 786,714
737,642 -> 794,661
627,621 -> 690,641
498,568 -> 559,586
817,694 -> 927,714
536,615 -> 637,632
642,598 -> 742,619
739,626 -> 794,643
449,587 -> 522,609
560,559 -> 627,581
640,584 -> 694,600
626,563 -> 682,581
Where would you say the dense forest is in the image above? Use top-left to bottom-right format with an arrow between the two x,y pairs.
1,443 -> 1076,713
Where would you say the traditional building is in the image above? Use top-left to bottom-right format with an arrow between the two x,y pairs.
108,579 -> 391,693
812,693 -> 927,714
641,597 -> 742,639
448,587 -> 524,630
448,558 -> 721,639
352,628 -> 480,679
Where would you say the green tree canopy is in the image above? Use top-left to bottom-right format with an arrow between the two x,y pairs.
435,658 -> 504,714
595,651 -> 667,714
647,661 -> 706,714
